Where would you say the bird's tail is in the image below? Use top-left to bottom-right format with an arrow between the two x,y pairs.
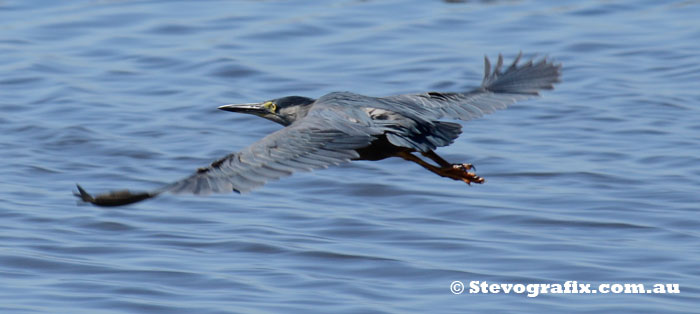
481,52 -> 561,95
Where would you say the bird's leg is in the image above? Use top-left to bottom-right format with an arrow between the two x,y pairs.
397,151 -> 484,185
421,150 -> 475,171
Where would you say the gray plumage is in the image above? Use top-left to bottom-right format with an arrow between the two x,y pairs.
75,52 -> 561,206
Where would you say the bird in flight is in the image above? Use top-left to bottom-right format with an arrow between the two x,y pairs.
76,52 -> 561,206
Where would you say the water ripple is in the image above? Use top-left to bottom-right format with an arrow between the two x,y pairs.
1,0 -> 699,313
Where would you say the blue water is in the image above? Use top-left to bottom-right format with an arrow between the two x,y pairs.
1,0 -> 699,313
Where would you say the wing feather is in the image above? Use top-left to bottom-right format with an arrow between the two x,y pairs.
163,112 -> 377,195
382,53 -> 561,121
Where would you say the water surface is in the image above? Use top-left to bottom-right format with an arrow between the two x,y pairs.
1,0 -> 699,313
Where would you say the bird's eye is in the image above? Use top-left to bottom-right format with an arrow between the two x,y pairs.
264,101 -> 277,112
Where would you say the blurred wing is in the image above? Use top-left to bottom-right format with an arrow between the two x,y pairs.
164,110 -> 378,195
382,53 -> 561,121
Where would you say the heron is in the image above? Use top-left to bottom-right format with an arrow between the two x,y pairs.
75,52 -> 561,206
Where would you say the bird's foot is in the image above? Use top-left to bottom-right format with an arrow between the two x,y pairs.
452,163 -> 475,171
441,164 -> 484,185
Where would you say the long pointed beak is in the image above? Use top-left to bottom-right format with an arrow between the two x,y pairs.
218,103 -> 267,114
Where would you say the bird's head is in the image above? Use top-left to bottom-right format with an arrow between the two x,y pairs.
218,96 -> 315,126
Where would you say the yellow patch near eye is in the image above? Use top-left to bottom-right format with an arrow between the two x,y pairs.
265,102 -> 277,112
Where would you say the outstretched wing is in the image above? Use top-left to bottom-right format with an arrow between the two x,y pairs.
76,108 -> 380,206
381,53 -> 561,121
165,111 -> 379,195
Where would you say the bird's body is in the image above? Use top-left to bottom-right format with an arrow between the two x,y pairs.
76,53 -> 561,206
